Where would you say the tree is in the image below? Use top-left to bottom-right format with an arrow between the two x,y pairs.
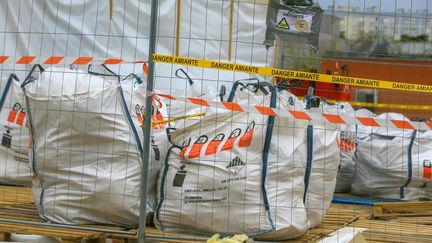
416,34 -> 429,42
400,34 -> 411,42
400,34 -> 429,42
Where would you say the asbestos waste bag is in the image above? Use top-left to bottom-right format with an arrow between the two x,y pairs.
353,112 -> 432,200
302,102 -> 340,229
0,73 -> 32,185
22,65 -> 167,227
335,108 -> 376,193
155,83 -> 309,239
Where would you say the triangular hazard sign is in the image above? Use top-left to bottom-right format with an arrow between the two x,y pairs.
276,18 -> 290,29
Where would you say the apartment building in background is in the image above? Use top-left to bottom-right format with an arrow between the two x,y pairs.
328,5 -> 432,42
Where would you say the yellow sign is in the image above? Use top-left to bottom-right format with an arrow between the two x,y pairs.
295,20 -> 309,32
152,54 -> 432,93
275,18 -> 290,29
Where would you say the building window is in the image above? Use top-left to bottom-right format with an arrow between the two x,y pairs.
356,89 -> 377,112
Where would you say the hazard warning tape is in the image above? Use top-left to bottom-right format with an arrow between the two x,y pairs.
147,112 -> 206,126
4,54 -> 432,94
3,54 -> 432,93
156,93 -> 432,131
152,54 -> 432,93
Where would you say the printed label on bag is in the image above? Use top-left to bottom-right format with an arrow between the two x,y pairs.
151,137 -> 160,161
14,156 -> 28,163
337,131 -> 356,152
1,129 -> 12,148
226,156 -> 245,175
7,103 -> 27,127
188,135 -> 208,158
173,164 -> 187,187
135,103 -> 166,129
205,133 -> 225,156
221,176 -> 247,184
276,10 -> 313,33
16,109 -> 26,126
135,104 -> 144,125
179,138 -> 191,158
423,159 -> 431,179
184,186 -> 228,193
181,173 -> 247,204
181,122 -> 255,158
152,96 -> 166,129
183,196 -> 227,204
238,121 -> 255,147
221,128 -> 241,151
7,103 -> 20,123
178,156 -> 248,204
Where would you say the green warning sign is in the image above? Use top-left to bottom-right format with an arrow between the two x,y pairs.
276,18 -> 290,29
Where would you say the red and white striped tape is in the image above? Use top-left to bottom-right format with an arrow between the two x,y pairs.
0,56 -> 147,65
156,93 -> 432,131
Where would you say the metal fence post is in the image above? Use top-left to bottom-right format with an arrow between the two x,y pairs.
138,0 -> 158,242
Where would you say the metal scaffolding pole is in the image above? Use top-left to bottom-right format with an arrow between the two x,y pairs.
138,0 -> 158,242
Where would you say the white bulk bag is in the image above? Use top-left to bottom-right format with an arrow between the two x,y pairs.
352,113 -> 432,200
335,108 -> 376,193
0,74 -> 32,185
156,85 -> 309,239
23,66 -> 166,227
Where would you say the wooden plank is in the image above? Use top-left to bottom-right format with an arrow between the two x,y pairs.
84,237 -> 107,243
111,239 -> 128,243
373,201 -> 432,219
394,216 -> 432,225
60,239 -> 81,243
0,185 -> 363,243
0,232 -> 11,241
349,219 -> 432,243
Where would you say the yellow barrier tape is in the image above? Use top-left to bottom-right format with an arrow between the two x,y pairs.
153,54 -> 432,93
146,112 -> 206,127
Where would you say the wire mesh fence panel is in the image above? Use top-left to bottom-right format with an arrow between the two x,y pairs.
0,0 -> 431,242
0,1 -> 152,242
